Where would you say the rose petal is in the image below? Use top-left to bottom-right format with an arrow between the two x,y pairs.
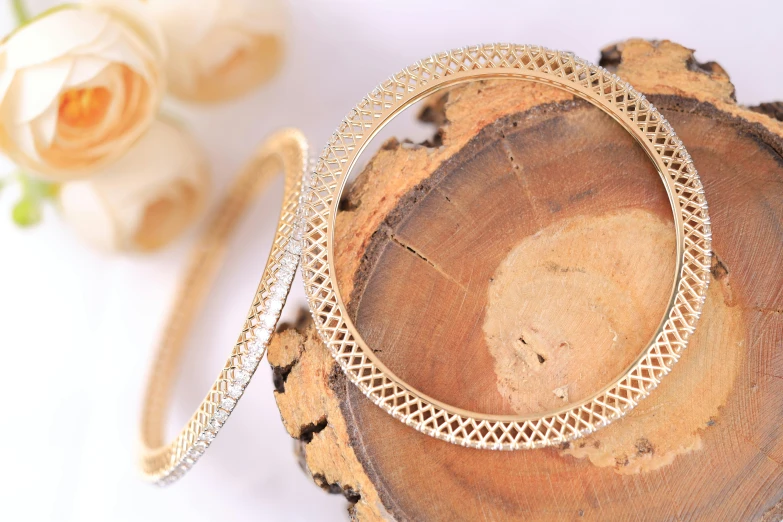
196,27 -> 253,73
61,119 -> 209,251
74,20 -> 156,68
83,0 -> 167,61
3,9 -> 110,71
30,101 -> 58,147
4,59 -> 72,124
223,0 -> 286,35
148,0 -> 284,102
10,123 -> 40,162
0,66 -> 16,103
148,0 -> 219,45
88,31 -> 152,80
59,181 -> 118,249
64,56 -> 110,88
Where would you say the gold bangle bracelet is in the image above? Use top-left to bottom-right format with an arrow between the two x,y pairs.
139,128 -> 308,485
301,44 -> 712,450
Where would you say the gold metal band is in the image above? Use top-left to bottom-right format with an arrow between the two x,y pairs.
139,128 -> 308,484
301,45 -> 712,450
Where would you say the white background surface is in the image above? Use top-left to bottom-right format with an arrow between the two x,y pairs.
1,1 -> 781,521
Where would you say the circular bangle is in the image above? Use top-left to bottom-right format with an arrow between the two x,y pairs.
301,44 -> 712,450
139,128 -> 308,484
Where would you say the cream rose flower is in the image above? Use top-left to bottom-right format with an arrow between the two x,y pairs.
0,1 -> 165,180
59,119 -> 210,252
148,0 -> 285,102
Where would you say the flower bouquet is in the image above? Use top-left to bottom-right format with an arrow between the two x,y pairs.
0,0 -> 284,250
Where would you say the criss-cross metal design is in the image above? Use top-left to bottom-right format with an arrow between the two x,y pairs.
140,129 -> 308,484
301,44 -> 712,450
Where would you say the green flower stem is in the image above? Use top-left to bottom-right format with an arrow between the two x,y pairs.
10,0 -> 29,26
10,172 -> 58,227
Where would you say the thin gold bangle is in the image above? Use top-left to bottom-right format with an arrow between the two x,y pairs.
139,128 -> 308,485
301,44 -> 712,450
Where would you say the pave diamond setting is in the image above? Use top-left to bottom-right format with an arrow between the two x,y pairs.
156,244 -> 301,485
157,238 -> 301,486
141,129 -> 309,486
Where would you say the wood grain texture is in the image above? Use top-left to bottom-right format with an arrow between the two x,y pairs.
268,40 -> 783,521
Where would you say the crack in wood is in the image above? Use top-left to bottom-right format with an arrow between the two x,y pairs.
389,233 -> 467,291
754,307 -> 783,315
499,131 -> 543,229
432,185 -> 476,224
517,335 -> 547,365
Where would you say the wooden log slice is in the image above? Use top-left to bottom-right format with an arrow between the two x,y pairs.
268,40 -> 783,521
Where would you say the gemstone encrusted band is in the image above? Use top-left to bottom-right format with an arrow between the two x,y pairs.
139,129 -> 308,485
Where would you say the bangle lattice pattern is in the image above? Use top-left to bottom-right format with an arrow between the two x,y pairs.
140,129 -> 308,484
301,44 -> 712,450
